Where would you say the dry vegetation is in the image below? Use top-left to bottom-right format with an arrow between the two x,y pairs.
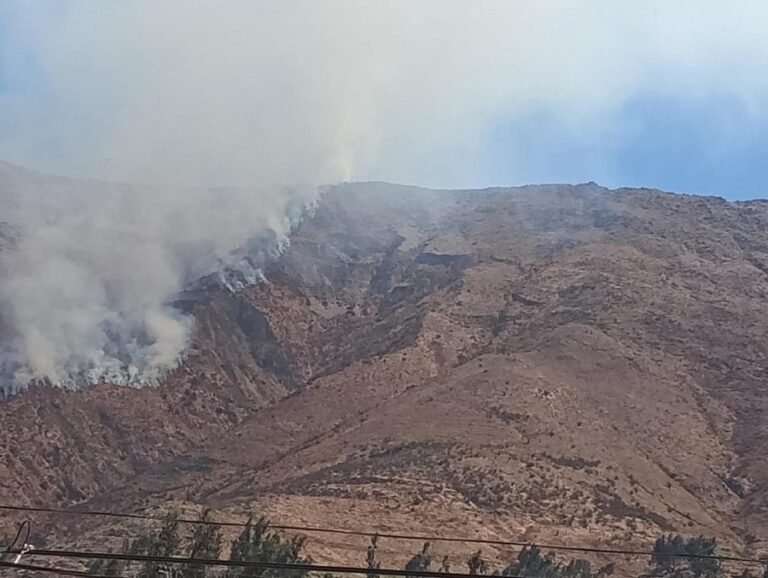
3,179 -> 768,572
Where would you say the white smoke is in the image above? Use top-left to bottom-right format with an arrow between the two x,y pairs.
5,2 -> 768,190
0,163 -> 315,391
1,1 -> 768,391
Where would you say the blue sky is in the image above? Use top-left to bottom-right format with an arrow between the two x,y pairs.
1,2 -> 768,200
480,93 -> 768,200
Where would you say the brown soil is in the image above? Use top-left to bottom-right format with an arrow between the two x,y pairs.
3,176 -> 768,574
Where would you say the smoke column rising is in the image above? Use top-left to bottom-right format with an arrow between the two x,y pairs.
0,162 -> 315,391
2,1 -> 768,390
6,2 -> 768,189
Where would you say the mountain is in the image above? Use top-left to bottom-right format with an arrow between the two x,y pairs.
2,168 -> 768,571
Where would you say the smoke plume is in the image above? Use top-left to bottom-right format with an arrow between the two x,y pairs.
0,162 -> 314,391
1,1 -> 768,390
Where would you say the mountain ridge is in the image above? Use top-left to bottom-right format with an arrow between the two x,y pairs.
1,167 -> 768,571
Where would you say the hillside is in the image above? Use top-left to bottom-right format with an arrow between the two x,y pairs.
2,173 -> 768,571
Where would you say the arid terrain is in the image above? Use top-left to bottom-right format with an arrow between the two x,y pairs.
2,163 -> 768,573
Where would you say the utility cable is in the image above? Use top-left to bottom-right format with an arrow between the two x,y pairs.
0,503 -> 761,564
0,558 -> 114,577
24,547 -> 531,578
0,519 -> 29,553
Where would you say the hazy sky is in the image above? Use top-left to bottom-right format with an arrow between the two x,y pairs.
3,1 -> 768,389
2,1 -> 768,199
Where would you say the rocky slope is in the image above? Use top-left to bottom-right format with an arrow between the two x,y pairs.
2,175 -> 768,572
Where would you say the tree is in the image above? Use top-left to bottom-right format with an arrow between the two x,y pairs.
406,542 -> 432,578
226,516 -> 311,578
86,539 -> 129,577
501,545 -> 613,578
181,509 -> 222,578
367,534 -> 382,578
139,510 -> 181,578
561,559 -> 614,578
87,534 -> 153,576
647,535 -> 722,578
87,510 -> 314,578
468,550 -> 488,575
440,556 -> 451,573
502,546 -> 555,578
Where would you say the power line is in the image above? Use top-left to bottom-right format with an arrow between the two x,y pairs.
0,518 -> 29,553
0,503 -> 762,564
0,558 -> 114,577
0,503 -> 247,527
1,553 -> 305,578
3,553 -> 291,578
24,550 -> 523,578
254,527 -> 762,564
25,547 -> 526,578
